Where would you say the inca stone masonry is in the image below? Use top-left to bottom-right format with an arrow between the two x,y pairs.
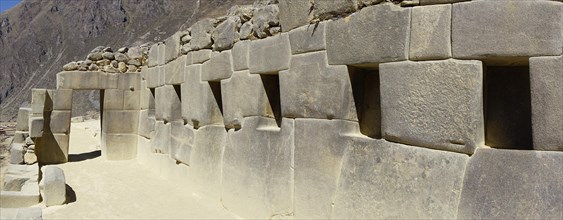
5,0 -> 563,219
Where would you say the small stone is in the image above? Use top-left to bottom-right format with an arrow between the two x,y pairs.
127,59 -> 141,66
252,5 -> 280,38
102,52 -> 115,60
118,62 -> 127,73
269,26 -> 281,35
128,65 -> 138,72
115,53 -> 129,62
105,65 -> 118,73
126,46 -> 143,60
102,47 -> 113,52
25,137 -> 34,145
78,62 -> 88,71
117,47 -> 128,53
227,5 -> 254,22
24,151 -> 37,165
88,64 -> 99,71
240,21 -> 253,40
97,59 -> 111,66
181,34 -> 192,44
28,144 -> 35,150
90,46 -> 105,53
87,52 -> 103,61
111,60 -> 119,68
83,59 -> 93,66
63,62 -> 78,71
181,43 -> 191,55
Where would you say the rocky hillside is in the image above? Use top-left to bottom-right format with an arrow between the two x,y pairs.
0,0 -> 252,121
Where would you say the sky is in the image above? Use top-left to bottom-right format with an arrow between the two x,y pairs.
0,0 -> 20,13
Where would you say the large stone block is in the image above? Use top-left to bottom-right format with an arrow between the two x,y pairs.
289,21 -> 326,55
380,59 -> 484,154
102,89 -> 124,110
452,0 -> 562,64
182,64 -> 224,127
249,33 -> 291,74
332,138 -> 468,219
140,80 -> 155,110
49,89 -> 73,110
29,117 -> 44,138
122,89 -> 141,110
0,184 -> 40,208
313,0 -> 358,20
102,110 -> 139,134
16,107 -> 31,131
530,56 -> 563,151
457,148 -> 563,219
145,67 -> 161,88
232,40 -> 250,71
12,131 -> 29,144
40,165 -> 66,206
221,70 -> 275,129
186,125 -> 226,199
117,72 -> 141,91
419,0 -> 467,5
201,50 -> 234,81
56,71 -> 118,90
0,207 -> 42,219
190,19 -> 215,51
165,32 -> 181,63
148,43 -> 159,67
150,121 -> 170,154
101,132 -> 137,160
222,117 -> 293,219
280,51 -> 357,120
47,110 -> 71,133
169,121 -> 193,165
326,4 -> 411,66
31,89 -> 47,116
138,109 -> 155,139
157,43 -> 166,66
189,49 -> 213,64
409,4 -> 451,60
157,85 -> 182,122
278,0 -> 313,32
35,133 -> 69,164
294,118 -> 358,219
9,143 -> 25,164
164,56 -> 186,85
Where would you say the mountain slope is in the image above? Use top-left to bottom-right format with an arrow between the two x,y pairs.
0,0 -> 251,121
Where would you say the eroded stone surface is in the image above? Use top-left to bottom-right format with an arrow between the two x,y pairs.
409,4 -> 451,60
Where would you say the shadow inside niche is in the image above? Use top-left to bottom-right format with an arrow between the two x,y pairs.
65,184 -> 77,204
68,150 -> 101,162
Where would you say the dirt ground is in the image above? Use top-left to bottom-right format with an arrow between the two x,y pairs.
41,120 -> 238,219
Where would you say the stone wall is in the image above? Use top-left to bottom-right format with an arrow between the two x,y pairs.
13,0 -> 563,219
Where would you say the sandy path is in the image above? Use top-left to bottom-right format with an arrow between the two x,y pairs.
43,120 -> 237,219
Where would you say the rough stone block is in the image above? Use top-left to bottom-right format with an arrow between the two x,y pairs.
140,80 -> 154,110
314,0 -> 358,20
165,32 -> 181,63
221,71 -> 275,128
40,166 -> 66,206
332,138 -> 468,219
249,33 -> 291,74
212,16 -> 241,51
289,21 -> 326,54
148,43 -> 159,67
380,59 -> 484,154
190,19 -> 215,50
35,133 -> 69,164
222,117 -> 293,219
452,0 -> 562,64
138,110 -> 155,139
31,89 -> 47,116
182,64 -> 224,127
56,71 -> 118,90
186,125 -> 226,199
29,117 -> 44,138
201,50 -> 234,81
16,107 -> 31,131
49,89 -> 73,110
0,187 -> 40,208
169,121 -> 194,165
48,110 -> 71,133
9,143 -> 25,164
101,133 -> 137,160
12,131 -> 29,144
326,4 -> 411,66
409,4 -> 451,60
164,56 -> 186,85
102,110 -> 139,134
232,40 -> 250,71
151,121 -> 170,154
278,0 -> 313,32
530,56 -> 563,151
189,49 -> 213,64
280,51 -> 357,120
145,67 -> 161,88
457,148 -> 563,219
294,118 -> 358,219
